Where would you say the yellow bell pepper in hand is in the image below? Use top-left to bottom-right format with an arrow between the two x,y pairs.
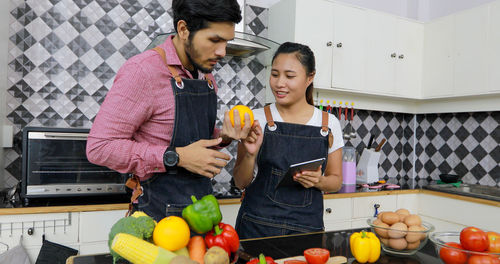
350,231 -> 381,263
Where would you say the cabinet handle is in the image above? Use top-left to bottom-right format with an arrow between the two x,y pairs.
27,227 -> 34,236
326,41 -> 332,47
336,42 -> 342,48
325,208 -> 332,214
390,53 -> 396,58
398,54 -> 404,59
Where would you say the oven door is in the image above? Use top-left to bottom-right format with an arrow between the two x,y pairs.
22,128 -> 128,198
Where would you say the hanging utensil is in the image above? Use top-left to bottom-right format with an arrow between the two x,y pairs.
349,102 -> 356,139
367,135 -> 374,149
375,138 -> 387,152
343,104 -> 350,140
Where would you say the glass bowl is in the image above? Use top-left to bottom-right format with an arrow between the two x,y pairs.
429,232 -> 500,263
366,218 -> 435,256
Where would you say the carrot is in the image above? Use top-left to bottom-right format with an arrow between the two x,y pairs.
188,235 -> 206,264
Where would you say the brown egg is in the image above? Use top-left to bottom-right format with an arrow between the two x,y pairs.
380,237 -> 390,246
405,225 -> 422,243
377,211 -> 388,220
416,225 -> 427,240
388,238 -> 408,250
381,212 -> 400,225
374,222 -> 390,238
406,240 -> 420,250
395,208 -> 410,221
373,218 -> 383,226
388,222 -> 408,238
404,214 -> 422,227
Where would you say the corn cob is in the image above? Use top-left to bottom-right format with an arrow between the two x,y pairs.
111,233 -> 177,264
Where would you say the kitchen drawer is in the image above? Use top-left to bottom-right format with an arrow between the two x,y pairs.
351,218 -> 370,229
79,210 -> 127,243
419,215 -> 465,233
219,203 -> 241,227
396,193 -> 419,214
0,212 -> 79,248
79,241 -> 109,255
323,198 -> 351,222
324,220 -> 351,232
352,195 -> 397,218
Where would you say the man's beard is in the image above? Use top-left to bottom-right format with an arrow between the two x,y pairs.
185,40 -> 215,74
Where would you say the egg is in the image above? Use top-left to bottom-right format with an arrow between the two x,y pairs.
395,208 -> 410,221
373,218 -> 383,226
404,214 -> 422,227
374,222 -> 390,238
380,237 -> 390,246
405,225 -> 422,243
381,212 -> 400,225
417,225 -> 427,240
388,222 -> 408,238
377,211 -> 387,220
406,240 -> 420,250
388,238 -> 408,250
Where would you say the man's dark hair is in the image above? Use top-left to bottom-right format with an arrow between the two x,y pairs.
172,0 -> 242,35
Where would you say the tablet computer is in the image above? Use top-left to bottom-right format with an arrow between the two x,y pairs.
278,157 -> 326,187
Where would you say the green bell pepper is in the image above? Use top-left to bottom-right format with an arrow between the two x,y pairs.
182,194 -> 222,234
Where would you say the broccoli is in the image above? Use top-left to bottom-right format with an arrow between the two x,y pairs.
108,214 -> 156,263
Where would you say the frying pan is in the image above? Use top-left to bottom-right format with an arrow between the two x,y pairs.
439,174 -> 461,183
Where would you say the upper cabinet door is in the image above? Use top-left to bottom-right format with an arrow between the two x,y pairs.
395,19 -> 423,98
364,11 -> 397,95
331,3 -> 366,92
294,0 -> 334,89
489,1 -> 500,92
453,5 -> 489,95
422,16 -> 454,98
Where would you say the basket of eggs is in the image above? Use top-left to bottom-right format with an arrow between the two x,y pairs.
367,209 -> 435,255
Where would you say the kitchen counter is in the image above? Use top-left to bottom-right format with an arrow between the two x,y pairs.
1,179 -> 498,215
67,228 -> 440,264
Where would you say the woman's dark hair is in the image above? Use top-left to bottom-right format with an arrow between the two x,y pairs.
172,0 -> 242,36
271,42 -> 316,105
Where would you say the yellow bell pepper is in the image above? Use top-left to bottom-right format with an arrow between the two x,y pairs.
350,230 -> 381,263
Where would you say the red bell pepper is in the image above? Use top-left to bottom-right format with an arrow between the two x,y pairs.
247,254 -> 277,264
205,222 -> 240,256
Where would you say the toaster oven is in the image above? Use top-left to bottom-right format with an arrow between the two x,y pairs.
21,127 -> 128,204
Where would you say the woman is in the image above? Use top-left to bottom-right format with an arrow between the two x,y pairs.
233,42 -> 344,239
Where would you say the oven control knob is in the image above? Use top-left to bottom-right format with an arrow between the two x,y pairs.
55,188 -> 60,192
77,188 -> 81,191
107,187 -> 113,191
66,188 -> 71,191
87,188 -> 92,191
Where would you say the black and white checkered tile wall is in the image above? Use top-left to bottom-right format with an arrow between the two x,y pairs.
3,0 -> 268,195
3,1 -> 499,192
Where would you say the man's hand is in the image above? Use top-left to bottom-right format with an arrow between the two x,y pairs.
176,138 -> 231,178
220,110 -> 252,143
293,165 -> 323,188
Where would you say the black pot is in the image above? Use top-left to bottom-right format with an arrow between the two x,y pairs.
439,174 -> 460,183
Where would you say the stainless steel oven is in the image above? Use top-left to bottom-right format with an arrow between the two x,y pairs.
21,127 -> 128,203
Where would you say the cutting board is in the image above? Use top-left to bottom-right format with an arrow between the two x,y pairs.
275,256 -> 347,264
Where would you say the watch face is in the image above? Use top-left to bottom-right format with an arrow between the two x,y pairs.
165,151 -> 178,166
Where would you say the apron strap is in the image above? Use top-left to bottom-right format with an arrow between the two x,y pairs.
321,110 -> 334,148
264,105 -> 275,128
152,46 -> 213,88
125,175 -> 142,217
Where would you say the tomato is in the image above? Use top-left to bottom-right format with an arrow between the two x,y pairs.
303,248 -> 330,264
467,255 -> 500,264
461,227 -> 489,252
284,260 -> 307,264
439,242 -> 468,264
486,232 -> 500,253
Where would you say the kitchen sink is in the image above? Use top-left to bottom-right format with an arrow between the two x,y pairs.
425,183 -> 500,202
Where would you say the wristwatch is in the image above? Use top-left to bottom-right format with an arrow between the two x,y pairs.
163,146 -> 179,168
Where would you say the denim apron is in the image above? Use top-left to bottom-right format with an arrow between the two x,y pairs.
133,47 -> 217,222
235,105 -> 333,239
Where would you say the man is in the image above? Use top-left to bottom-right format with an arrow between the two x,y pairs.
86,0 -> 255,221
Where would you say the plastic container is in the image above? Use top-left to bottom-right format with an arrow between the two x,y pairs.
342,147 -> 356,185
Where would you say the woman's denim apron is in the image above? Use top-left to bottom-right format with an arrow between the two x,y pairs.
235,105 -> 332,239
134,47 -> 217,222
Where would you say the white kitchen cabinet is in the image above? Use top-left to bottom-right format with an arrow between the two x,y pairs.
352,195 -> 397,219
453,5 -> 489,96
488,1 -> 500,92
422,16 -> 454,98
323,197 -> 351,231
364,11 -> 423,98
220,203 -> 241,227
79,210 -> 126,244
418,194 -> 500,232
0,212 -> 79,262
331,4 -> 365,92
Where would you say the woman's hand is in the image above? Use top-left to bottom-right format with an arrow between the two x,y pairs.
219,110 -> 252,142
293,165 -> 323,188
242,120 -> 263,156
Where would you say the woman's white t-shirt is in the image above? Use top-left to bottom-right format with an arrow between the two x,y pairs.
252,103 -> 344,154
